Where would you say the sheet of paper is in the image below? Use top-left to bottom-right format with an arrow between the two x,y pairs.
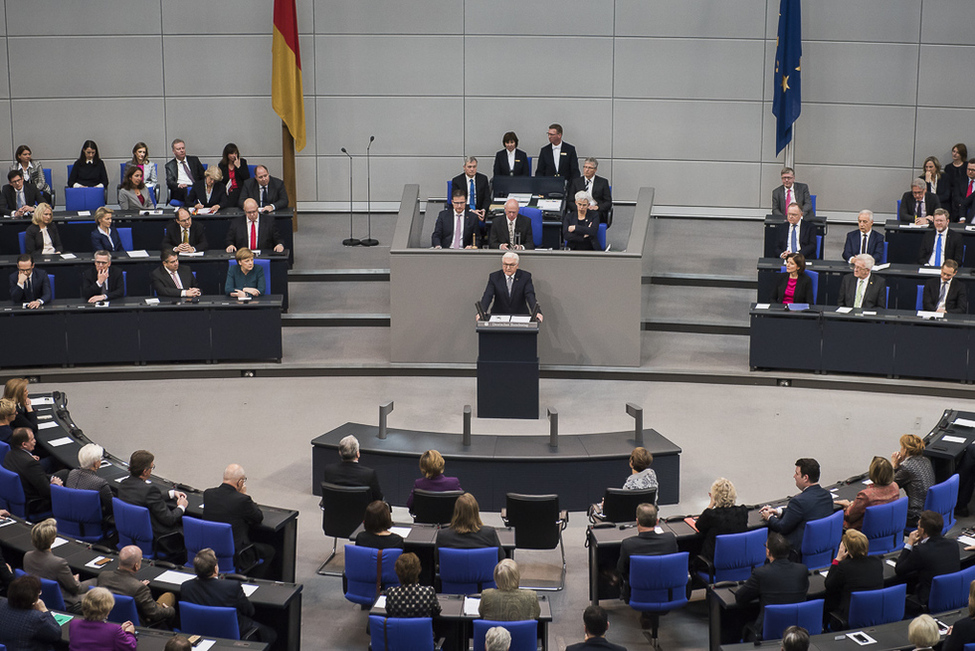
60,253 -> 77,260
654,526 -> 664,534
835,307 -> 853,314
76,210 -> 91,217
52,537 -> 68,548
38,421 -> 59,430
154,570 -> 195,585
179,251 -> 205,257
127,250 -> 150,258
861,311 -> 877,316
510,316 -> 531,323
374,595 -> 386,609
489,315 -> 510,323
849,632 -> 877,646
85,556 -> 109,569
954,418 -> 975,428
966,225 -> 975,232
942,435 -> 968,444
917,266 -> 941,274
754,303 -> 770,310
241,583 -> 259,597
958,535 -> 975,547
507,193 -> 532,204
196,641 -> 215,651
390,526 -> 412,538
32,396 -> 54,405
47,437 -> 73,447
862,479 -> 873,485
819,570 -> 828,578
886,559 -> 897,567
536,199 -> 561,211
873,263 -> 891,270
916,310 -> 944,319
0,518 -> 16,528
463,596 -> 481,617
37,414 -> 52,420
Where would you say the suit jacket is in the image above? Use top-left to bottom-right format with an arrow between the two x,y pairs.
480,269 -> 537,316
407,474 -> 462,510
218,159 -> 251,207
451,172 -> 491,213
1,183 -> 41,214
225,216 -> 283,250
735,558 -> 810,629
898,190 -> 941,222
81,265 -> 125,300
24,549 -> 85,605
238,176 -> 289,211
895,535 -> 961,605
478,588 -> 540,621
187,182 -> 229,210
923,277 -> 968,313
918,228 -> 963,265
23,223 -> 64,255
9,268 -> 51,305
0,600 -> 62,651
563,213 -> 602,251
116,475 -> 183,537
322,460 -> 383,502
765,484 -> 834,552
2,447 -> 52,510
97,567 -> 175,626
202,482 -> 264,561
165,156 -> 205,194
775,220 -> 817,258
493,149 -> 530,177
536,141 -> 579,179
565,638 -> 628,651
162,220 -> 209,251
151,264 -> 197,298
568,175 -> 613,216
823,555 -> 884,618
488,214 -> 534,250
118,187 -> 154,211
616,529 -> 679,580
842,229 -> 884,262
431,208 -> 484,248
181,576 -> 256,633
773,272 -> 814,304
435,525 -> 503,560
771,182 -> 813,217
837,273 -> 886,309
91,228 -> 124,253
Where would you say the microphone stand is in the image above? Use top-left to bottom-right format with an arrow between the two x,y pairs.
360,135 -> 378,246
340,147 -> 360,246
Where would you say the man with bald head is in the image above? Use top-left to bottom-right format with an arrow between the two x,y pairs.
225,198 -> 284,253
97,545 -> 176,626
203,464 -> 274,578
489,198 -> 534,250
237,165 -> 289,213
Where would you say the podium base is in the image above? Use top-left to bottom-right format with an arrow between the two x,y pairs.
477,358 -> 539,419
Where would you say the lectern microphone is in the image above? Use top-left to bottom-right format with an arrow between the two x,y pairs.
361,136 -> 378,247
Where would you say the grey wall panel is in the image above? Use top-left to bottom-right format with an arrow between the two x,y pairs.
803,0 -> 920,43
617,0 -> 766,38
0,102 -> 13,167
317,36 -> 463,96
295,156 -> 318,202
7,0 -> 160,35
611,160 -> 759,206
317,98 -> 464,157
799,165 -> 909,216
0,43 -> 8,99
0,1 -> 6,35
917,46 -> 975,109
163,36 -> 271,97
164,98 -> 287,162
793,104 -> 916,167
318,156 -> 459,204
801,42 -> 918,106
920,1 -> 975,45
465,0 -> 614,36
316,0 -> 462,35
162,0 -> 314,34
615,38 -> 765,100
914,108 -> 975,165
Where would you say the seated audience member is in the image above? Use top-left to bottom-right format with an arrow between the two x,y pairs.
772,167 -> 813,218
772,253 -> 814,305
64,443 -> 113,525
68,140 -> 109,188
202,463 -> 275,578
188,167 -> 228,212
895,510 -> 960,610
68,587 -> 137,651
959,158 -> 975,223
151,248 -> 201,299
567,158 -> 613,224
451,156 -> 490,218
2,428 -> 61,511
735,531 -> 809,637
354,500 -> 404,550
536,123 -> 579,179
81,250 -> 124,303
97,545 -> 176,627
493,131 -> 529,178
837,254 -> 886,309
835,456 -> 899,530
489,199 -> 534,250
841,210 -> 884,263
479,559 -> 540,621
565,606 -> 627,651
435,492 -> 502,560
781,626 -> 810,651
218,143 -> 250,208
696,477 -> 748,563
922,260 -> 967,314
406,449 -> 462,512
617,503 -> 678,603
4,377 -> 38,432
0,575 -> 61,651
225,199 -> 285,253
166,636 -> 193,651
823,529 -> 884,622
2,169 -> 40,217
908,614 -> 942,651
432,189 -> 484,249
321,434 -> 383,502
181,548 -> 277,647
90,207 -> 125,254
24,518 -> 94,612
117,449 -> 188,559
918,209 -> 962,266
225,248 -> 266,298
129,141 -> 158,193
922,156 -> 951,210
165,139 -> 205,205
946,144 -> 969,221
479,252 -> 542,320
117,164 -> 155,210
775,203 -> 816,259
237,165 -> 289,213
10,145 -> 53,204
162,207 -> 208,253
485,626 -> 512,651
10,254 -> 51,309
761,458 -> 833,551
23,203 -> 63,255
590,446 -> 659,521
384,552 -> 440,617
943,582 -> 975,651
0,398 -> 16,443
899,177 -> 941,224
892,434 -> 936,527
563,191 -> 602,251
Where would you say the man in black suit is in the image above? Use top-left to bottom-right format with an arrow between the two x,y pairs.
565,606 -> 627,651
923,260 -> 968,313
617,503 -> 678,603
432,189 -> 485,249
322,434 -> 383,502
1,169 -> 41,218
775,203 -> 817,259
161,207 -> 208,253
9,254 -> 52,308
771,167 -> 813,218
81,250 -> 124,303
237,165 -> 289,213
479,252 -> 542,320
899,178 -> 941,224
895,510 -> 960,611
837,254 -> 886,309
760,458 -> 834,552
489,199 -> 534,250
117,449 -> 188,559
182,548 -> 277,646
151,249 -> 201,299
1,428 -> 61,513
841,210 -> 884,263
225,199 -> 284,253
536,123 -> 579,179
568,158 -> 613,225
451,157 -> 490,218
165,139 -> 205,205
736,532 -> 809,637
202,463 -> 275,579
918,209 -> 963,266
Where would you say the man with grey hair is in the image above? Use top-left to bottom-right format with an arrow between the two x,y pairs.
489,199 -> 534,250
485,626 -> 512,651
63,442 -> 113,523
451,156 -> 490,218
899,177 -> 941,224
781,626 -> 809,651
97,545 -> 176,627
321,434 -> 383,502
568,157 -> 613,224
203,463 -> 275,578
479,252 -> 542,321
616,503 -> 678,603
837,254 -> 886,309
841,210 -> 884,263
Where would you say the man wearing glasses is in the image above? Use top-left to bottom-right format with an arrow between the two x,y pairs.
162,207 -> 208,253
478,252 -> 543,322
81,250 -> 125,303
432,189 -> 485,249
772,167 -> 814,218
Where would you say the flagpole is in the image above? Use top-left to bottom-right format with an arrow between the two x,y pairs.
281,122 -> 298,233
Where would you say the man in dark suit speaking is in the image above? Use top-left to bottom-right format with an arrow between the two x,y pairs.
322,434 -> 383,502
479,252 -> 542,321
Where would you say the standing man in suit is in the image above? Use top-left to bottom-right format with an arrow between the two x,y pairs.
479,252 -> 542,320
432,189 -> 485,249
322,435 -> 383,502
151,249 -> 201,299
164,139 -> 205,205
81,250 -> 124,303
760,458 -> 834,552
923,260 -> 968,314
225,199 -> 284,253
899,178 -> 941,224
1,428 -> 61,512
451,157 -> 490,218
535,123 -> 579,179
238,165 -> 289,213
895,510 -> 960,611
918,209 -> 963,266
9,254 -> 51,308
775,204 -> 817,259
735,532 -> 809,637
1,170 -> 40,218
493,131 -> 530,178
489,199 -> 534,250
117,450 -> 188,559
161,207 -> 208,253
837,254 -> 886,309
203,464 -> 275,579
616,503 -> 678,603
842,210 -> 885,263
568,158 -> 613,225
771,167 -> 813,218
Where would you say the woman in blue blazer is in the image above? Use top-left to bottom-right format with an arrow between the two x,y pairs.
89,206 -> 125,253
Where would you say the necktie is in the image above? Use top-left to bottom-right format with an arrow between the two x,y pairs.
452,213 -> 463,249
182,229 -> 189,244
939,282 -> 948,308
249,221 -> 257,250
969,179 -> 974,198
25,275 -> 32,300
916,200 -> 922,217
260,186 -> 268,208
181,161 -> 193,183
506,275 -> 513,296
786,188 -> 793,207
508,219 -> 516,247
860,233 -> 867,255
935,232 -> 943,267
790,225 -> 798,253
468,179 -> 475,212
854,279 -> 865,308
586,178 -> 592,194
16,190 -> 24,209
171,271 -> 182,290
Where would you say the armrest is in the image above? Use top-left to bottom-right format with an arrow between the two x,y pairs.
828,610 -> 848,632
233,543 -> 261,576
694,554 -> 715,583
559,510 -> 569,529
434,637 -> 446,651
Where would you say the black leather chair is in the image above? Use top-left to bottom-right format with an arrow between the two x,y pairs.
501,493 -> 568,591
318,481 -> 372,576
410,489 -> 463,525
601,487 -> 657,523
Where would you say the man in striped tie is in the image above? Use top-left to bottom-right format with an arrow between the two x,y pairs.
772,167 -> 813,218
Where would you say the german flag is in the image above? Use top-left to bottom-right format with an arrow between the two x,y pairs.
272,0 -> 306,151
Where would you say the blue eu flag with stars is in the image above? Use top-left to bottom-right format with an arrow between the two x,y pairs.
773,0 -> 801,155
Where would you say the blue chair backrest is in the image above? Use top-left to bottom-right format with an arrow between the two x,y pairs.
344,545 -> 401,606
438,547 -> 498,594
179,601 -> 239,640
51,484 -> 103,542
117,228 -> 133,251
0,465 -> 27,517
368,616 -> 434,651
629,552 -> 690,611
916,285 -> 924,311
847,584 -> 906,628
861,497 -> 909,555
43,168 -> 52,189
119,162 -> 128,181
17,232 -> 25,255
107,593 -> 140,627
882,241 -> 888,264
763,600 -> 823,641
711,529 -> 768,583
810,194 -> 816,215
526,157 -> 532,176
520,207 -> 542,248
924,474 -> 959,535
112,497 -> 155,557
228,258 -> 271,285
474,619 -> 537,651
64,186 -> 105,212
148,185 -> 157,205
597,223 -> 607,250
807,270 -> 819,304
38,576 -> 66,611
930,565 -> 975,613
815,235 -> 822,259
183,516 -> 236,572
48,274 -> 54,301
800,510 -> 843,570
0,441 -> 8,464
247,164 -> 256,177
122,270 -> 127,297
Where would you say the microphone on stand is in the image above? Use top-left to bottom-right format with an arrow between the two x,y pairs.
340,147 -> 360,246
360,136 -> 378,246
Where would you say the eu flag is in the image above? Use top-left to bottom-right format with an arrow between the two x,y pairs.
773,0 -> 802,155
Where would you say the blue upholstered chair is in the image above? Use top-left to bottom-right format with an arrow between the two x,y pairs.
344,544 -> 401,607
473,619 -> 536,651
843,584 -> 906,629
520,207 -> 542,248
179,601 -> 246,640
629,552 -> 690,649
861,496 -> 908,555
368,616 -> 441,651
799,510 -> 843,570
923,474 -> 959,535
107,594 -> 141,627
50,484 -> 104,542
437,547 -> 498,594
696,528 -> 768,585
927,565 -> 975,613
762,599 -> 823,641
183,516 -> 260,575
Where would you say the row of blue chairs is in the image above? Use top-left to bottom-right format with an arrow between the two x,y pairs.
368,615 -> 534,651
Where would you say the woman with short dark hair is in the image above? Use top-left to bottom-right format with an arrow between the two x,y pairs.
384,553 -> 440,618
354,500 -> 403,549
493,131 -> 529,177
773,253 -> 814,304
0,575 -> 62,651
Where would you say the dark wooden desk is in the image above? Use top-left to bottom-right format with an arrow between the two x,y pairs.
52,610 -> 269,650
884,219 -> 975,268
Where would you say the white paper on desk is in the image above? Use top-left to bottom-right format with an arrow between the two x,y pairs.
47,437 -> 73,447
862,311 -> 878,316
507,194 -> 532,204
374,595 -> 386,609
918,266 -> 941,274
536,199 -> 561,211
967,225 -> 975,232
873,263 -> 891,271
77,210 -> 91,217
0,518 -> 16,528
510,316 -> 531,324
489,315 -> 510,323
241,583 -> 259,597
819,570 -> 828,578
60,253 -> 77,260
958,535 -> 975,547
917,310 -> 945,319
954,418 -> 975,428
85,556 -> 109,569
127,250 -> 150,258
52,537 -> 68,548
179,251 -> 204,257
463,596 -> 481,617
32,397 -> 53,405
195,207 -> 216,215
99,460 -> 111,468
848,631 -> 877,646
862,479 -> 873,485
390,526 -> 411,538
754,303 -> 771,310
886,559 -> 897,567
114,476 -> 126,483
195,641 -> 215,651
835,307 -> 853,314
144,298 -> 160,305
37,414 -> 52,420
37,421 -> 59,430
943,435 -> 968,444
901,223 -> 927,228
155,570 -> 195,586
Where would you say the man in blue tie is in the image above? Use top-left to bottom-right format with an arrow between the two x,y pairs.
918,209 -> 962,266
451,157 -> 490,219
775,203 -> 816,259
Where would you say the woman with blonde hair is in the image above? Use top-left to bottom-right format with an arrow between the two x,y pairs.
23,203 -> 63,255
68,587 -> 137,651
835,456 -> 900,530
24,518 -> 95,612
908,614 -> 941,650
4,377 -> 37,432
823,529 -> 883,623
406,449 -> 462,511
696,477 -> 748,562
892,434 -> 935,528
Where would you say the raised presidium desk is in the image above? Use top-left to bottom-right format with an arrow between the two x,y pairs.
311,423 -> 681,511
476,320 -> 538,419
0,296 -> 282,368
50,611 -> 268,650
